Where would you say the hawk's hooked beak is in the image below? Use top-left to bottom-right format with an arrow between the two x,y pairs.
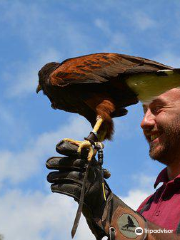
36,84 -> 42,93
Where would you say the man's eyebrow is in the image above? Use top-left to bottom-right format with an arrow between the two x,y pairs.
150,98 -> 166,105
142,98 -> 166,110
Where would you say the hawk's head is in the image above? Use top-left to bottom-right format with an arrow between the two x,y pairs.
36,62 -> 60,93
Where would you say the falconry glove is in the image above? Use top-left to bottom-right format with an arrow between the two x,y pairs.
46,140 -> 147,240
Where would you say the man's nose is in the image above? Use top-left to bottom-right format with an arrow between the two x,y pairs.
141,109 -> 155,130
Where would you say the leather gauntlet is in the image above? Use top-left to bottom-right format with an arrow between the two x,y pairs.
96,193 -> 147,240
46,140 -> 147,240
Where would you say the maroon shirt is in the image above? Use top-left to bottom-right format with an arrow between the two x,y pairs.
137,168 -> 180,232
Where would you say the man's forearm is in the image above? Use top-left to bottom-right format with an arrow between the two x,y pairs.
96,194 -> 148,240
96,194 -> 180,240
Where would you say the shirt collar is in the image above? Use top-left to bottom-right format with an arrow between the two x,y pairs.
154,167 -> 180,188
154,168 -> 168,189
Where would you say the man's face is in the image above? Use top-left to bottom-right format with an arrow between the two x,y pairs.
141,88 -> 180,165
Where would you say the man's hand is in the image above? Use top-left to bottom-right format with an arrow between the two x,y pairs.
46,141 -> 147,240
47,140 -> 111,239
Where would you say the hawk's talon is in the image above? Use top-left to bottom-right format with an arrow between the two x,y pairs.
62,138 -> 105,162
62,138 -> 82,146
77,140 -> 95,162
62,138 -> 95,161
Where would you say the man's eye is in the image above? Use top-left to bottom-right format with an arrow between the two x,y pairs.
153,106 -> 162,113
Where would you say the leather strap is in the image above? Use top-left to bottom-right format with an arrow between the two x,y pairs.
71,162 -> 91,238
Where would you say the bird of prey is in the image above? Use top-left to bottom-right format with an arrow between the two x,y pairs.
37,53 -> 180,160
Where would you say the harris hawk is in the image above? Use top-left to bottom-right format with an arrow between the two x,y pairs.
36,53 -> 180,160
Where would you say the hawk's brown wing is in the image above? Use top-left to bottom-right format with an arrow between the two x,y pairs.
49,53 -> 172,87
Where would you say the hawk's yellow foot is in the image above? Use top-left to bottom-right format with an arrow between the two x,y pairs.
77,140 -> 94,162
62,138 -> 95,161
62,116 -> 106,162
62,138 -> 82,146
92,116 -> 108,142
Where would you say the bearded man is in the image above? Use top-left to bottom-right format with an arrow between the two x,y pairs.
47,88 -> 180,240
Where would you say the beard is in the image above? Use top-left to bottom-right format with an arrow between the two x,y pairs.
146,116 -> 180,165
